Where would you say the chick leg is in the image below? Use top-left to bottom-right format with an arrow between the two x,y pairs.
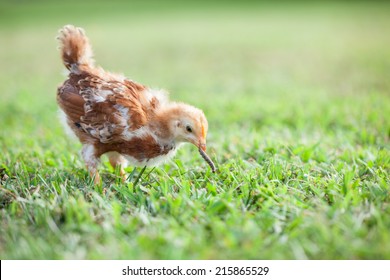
91,170 -> 101,185
81,144 -> 101,184
107,152 -> 127,182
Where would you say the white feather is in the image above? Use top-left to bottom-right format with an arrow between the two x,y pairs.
58,109 -> 77,139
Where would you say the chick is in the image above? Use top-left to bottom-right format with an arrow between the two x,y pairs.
56,25 -> 215,184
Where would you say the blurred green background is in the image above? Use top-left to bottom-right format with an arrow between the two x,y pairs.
0,0 -> 389,259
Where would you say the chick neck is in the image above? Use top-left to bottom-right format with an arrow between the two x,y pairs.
149,104 -> 184,144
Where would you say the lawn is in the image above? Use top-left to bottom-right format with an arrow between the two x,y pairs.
0,1 -> 389,259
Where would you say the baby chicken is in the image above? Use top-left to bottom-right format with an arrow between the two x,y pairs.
56,25 -> 215,184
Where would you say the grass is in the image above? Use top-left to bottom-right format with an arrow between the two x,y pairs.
0,1 -> 389,259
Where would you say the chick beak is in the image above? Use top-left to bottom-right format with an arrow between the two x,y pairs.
199,141 -> 207,152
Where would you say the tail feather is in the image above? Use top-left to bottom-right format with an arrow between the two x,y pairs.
57,25 -> 94,73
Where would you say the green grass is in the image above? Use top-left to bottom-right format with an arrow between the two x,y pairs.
1,1 -> 390,259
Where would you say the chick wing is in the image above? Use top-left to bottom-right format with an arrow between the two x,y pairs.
57,72 -> 163,144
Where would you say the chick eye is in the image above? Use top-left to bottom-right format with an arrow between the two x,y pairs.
186,125 -> 193,133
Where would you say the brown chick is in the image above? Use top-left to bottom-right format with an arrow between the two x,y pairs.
56,25 -> 215,184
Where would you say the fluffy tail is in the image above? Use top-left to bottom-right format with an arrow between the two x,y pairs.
57,25 -> 94,72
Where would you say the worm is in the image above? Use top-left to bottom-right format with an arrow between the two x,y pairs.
198,147 -> 216,173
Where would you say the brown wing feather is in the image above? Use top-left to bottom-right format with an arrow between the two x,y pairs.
57,80 -> 85,122
57,72 -> 152,144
